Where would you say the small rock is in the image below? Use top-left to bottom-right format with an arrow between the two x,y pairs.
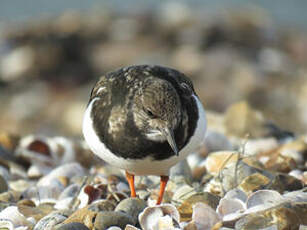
63,206 -> 97,229
56,222 -> 90,230
88,200 -> 116,212
115,198 -> 147,225
94,211 -> 134,230
0,175 -> 8,193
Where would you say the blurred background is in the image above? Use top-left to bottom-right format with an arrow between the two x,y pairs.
0,0 -> 307,137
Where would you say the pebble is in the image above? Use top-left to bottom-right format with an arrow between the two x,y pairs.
115,198 -> 147,225
0,175 -> 8,193
55,222 -> 90,230
94,211 -> 134,230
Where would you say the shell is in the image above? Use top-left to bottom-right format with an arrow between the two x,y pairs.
52,136 -> 76,164
191,202 -> 221,230
203,130 -> 233,153
125,224 -> 141,230
0,219 -> 14,230
217,197 -> 245,218
283,189 -> 307,202
139,204 -> 180,230
37,162 -> 85,187
16,135 -> 56,165
33,211 -> 69,230
246,190 -> 284,213
204,151 -> 240,175
58,184 -> 80,200
106,227 -> 122,230
0,206 -> 33,228
27,164 -> 52,179
224,188 -> 247,202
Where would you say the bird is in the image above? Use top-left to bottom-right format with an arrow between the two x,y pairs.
82,65 -> 206,204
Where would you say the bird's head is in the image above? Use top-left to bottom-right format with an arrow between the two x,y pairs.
133,78 -> 182,155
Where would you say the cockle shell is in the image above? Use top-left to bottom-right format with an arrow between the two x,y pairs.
0,219 -> 14,230
139,204 -> 180,230
0,206 -> 33,229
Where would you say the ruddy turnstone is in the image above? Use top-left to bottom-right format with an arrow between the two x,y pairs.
83,65 -> 206,204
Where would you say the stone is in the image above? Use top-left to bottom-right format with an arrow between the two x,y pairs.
56,222 -> 90,230
115,198 -> 147,225
94,211 -> 134,230
0,175 -> 8,193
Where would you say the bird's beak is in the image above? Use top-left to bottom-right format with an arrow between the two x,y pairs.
160,127 -> 179,156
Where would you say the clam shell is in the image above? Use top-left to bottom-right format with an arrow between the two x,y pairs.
0,219 -> 14,230
224,188 -> 247,202
33,211 -> 69,230
27,164 -> 52,179
246,190 -> 284,213
0,206 -> 33,228
106,227 -> 122,230
16,135 -> 56,165
37,162 -> 85,187
139,204 -> 180,230
52,137 -> 76,164
125,224 -> 141,230
192,202 -> 220,230
217,197 -> 245,218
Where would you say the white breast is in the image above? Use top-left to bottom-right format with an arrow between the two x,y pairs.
82,95 -> 206,176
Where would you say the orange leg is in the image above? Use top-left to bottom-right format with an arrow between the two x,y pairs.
125,171 -> 136,197
156,175 -> 169,205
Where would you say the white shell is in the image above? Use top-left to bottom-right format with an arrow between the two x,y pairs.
106,227 -> 122,230
203,130 -> 233,153
0,219 -> 14,230
246,190 -> 284,213
54,197 -> 74,210
37,162 -> 85,187
125,225 -> 141,230
259,225 -> 278,230
16,135 -> 56,165
172,184 -> 196,203
139,204 -> 180,230
192,202 -> 220,230
27,164 -> 52,178
157,215 -> 174,229
217,197 -> 245,218
139,206 -> 163,230
0,206 -> 33,228
224,188 -> 247,202
283,189 -> 307,202
33,212 -> 67,230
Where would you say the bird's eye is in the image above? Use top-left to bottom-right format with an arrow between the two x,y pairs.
181,82 -> 192,96
145,109 -> 155,118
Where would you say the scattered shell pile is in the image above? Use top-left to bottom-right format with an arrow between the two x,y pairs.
0,101 -> 306,230
0,3 -> 307,230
